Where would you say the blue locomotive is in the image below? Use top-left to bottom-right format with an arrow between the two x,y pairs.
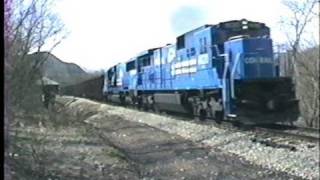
103,19 -> 299,124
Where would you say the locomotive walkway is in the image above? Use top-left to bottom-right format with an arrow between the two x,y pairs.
56,96 -> 302,179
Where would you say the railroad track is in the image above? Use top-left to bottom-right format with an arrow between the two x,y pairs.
121,105 -> 320,143
253,125 -> 320,142
105,100 -> 320,143
58,96 -> 320,143
141,107 -> 320,143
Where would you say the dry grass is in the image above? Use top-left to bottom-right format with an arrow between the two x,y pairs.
8,103 -> 137,180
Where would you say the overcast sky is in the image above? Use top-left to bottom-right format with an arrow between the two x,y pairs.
49,0 -> 319,71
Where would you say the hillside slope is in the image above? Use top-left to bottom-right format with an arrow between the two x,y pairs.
27,52 -> 98,86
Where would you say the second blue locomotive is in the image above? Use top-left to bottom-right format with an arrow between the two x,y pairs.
103,19 -> 299,124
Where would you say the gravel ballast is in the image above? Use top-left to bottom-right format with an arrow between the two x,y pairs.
60,96 -> 320,180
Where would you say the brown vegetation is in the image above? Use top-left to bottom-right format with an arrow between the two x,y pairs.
295,46 -> 319,127
280,0 -> 319,127
5,0 -> 66,178
9,102 -> 136,180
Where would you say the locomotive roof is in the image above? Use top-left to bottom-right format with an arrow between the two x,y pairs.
215,19 -> 267,28
106,19 -> 269,71
177,24 -> 212,37
176,19 -> 268,38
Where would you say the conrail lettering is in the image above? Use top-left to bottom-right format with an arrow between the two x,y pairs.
244,57 -> 273,64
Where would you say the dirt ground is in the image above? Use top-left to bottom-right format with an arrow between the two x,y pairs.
9,97 -> 304,180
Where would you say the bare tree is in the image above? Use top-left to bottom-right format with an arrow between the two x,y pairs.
296,45 -> 319,127
5,0 -> 66,178
280,0 -> 318,78
280,0 -> 319,127
7,0 -> 67,110
5,0 -> 14,178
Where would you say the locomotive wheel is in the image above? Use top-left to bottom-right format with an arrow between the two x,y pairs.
232,121 -> 241,127
132,96 -> 139,109
199,109 -> 207,121
142,100 -> 149,111
137,96 -> 143,110
215,110 -> 223,124
192,103 -> 199,121
153,103 -> 161,114
141,95 -> 151,111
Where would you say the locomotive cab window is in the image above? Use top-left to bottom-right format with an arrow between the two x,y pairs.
142,57 -> 151,66
107,68 -> 114,81
108,67 -> 116,86
126,60 -> 135,72
138,56 -> 151,67
177,35 -> 185,50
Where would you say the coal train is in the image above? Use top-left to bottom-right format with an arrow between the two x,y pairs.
103,19 -> 299,124
63,75 -> 104,101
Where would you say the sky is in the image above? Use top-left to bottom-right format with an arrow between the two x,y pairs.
48,0 -> 319,71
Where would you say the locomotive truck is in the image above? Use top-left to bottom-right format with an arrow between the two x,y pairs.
103,19 -> 299,124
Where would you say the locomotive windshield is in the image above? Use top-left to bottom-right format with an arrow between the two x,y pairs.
214,20 -> 270,45
221,21 -> 242,30
220,20 -> 266,32
247,22 -> 263,29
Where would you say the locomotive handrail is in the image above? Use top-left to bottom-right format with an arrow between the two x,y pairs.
213,44 -> 230,116
222,53 -> 230,116
213,45 -> 222,56
231,53 -> 241,99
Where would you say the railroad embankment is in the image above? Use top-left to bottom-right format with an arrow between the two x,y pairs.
54,96 -> 319,180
